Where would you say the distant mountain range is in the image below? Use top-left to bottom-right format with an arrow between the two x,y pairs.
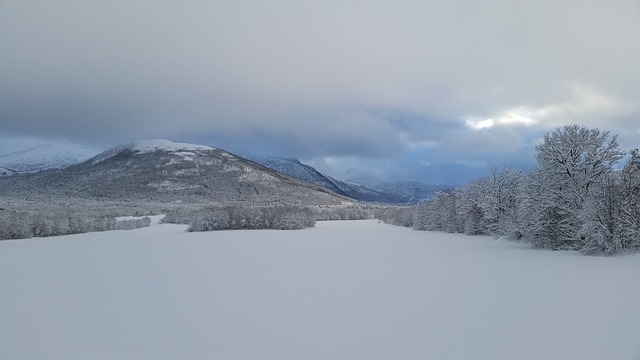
1,138 -> 443,205
342,173 -> 445,204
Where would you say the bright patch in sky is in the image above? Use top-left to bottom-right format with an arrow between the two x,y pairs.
466,110 -> 537,130
466,118 -> 495,130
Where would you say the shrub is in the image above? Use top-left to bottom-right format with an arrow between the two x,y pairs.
185,205 -> 316,232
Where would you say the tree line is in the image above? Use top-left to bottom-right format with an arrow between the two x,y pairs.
163,204 -> 374,231
378,125 -> 640,255
0,210 -> 151,240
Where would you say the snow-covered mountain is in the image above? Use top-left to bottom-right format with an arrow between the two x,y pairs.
370,180 -> 445,203
343,170 -> 445,203
1,140 -> 353,207
248,156 -> 348,196
0,136 -> 101,174
249,155 -> 407,204
87,139 -> 216,165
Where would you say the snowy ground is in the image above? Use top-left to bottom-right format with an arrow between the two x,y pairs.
1,220 -> 639,360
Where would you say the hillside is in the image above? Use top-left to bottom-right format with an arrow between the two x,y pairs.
249,155 -> 406,203
343,169 -> 444,203
249,155 -> 348,196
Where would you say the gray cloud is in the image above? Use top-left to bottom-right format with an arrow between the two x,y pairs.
1,0 -> 639,181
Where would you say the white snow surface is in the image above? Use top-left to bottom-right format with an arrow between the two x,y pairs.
1,220 -> 639,360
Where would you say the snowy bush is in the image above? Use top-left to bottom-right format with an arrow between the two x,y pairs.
269,208 -> 315,230
0,209 -> 151,240
189,207 -> 231,231
161,208 -> 198,225
313,205 -> 374,221
116,217 -> 152,230
184,205 -> 316,232
0,211 -> 32,239
375,206 -> 414,228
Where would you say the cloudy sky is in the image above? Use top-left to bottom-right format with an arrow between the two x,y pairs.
1,1 -> 639,184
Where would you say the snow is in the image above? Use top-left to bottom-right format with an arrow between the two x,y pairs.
130,139 -> 215,154
0,220 -> 638,360
0,135 -> 102,172
90,139 -> 217,165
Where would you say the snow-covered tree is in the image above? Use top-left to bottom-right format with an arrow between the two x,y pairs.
380,125 -> 636,256
616,149 -> 640,250
482,167 -> 523,237
185,205 -> 316,232
459,180 -> 487,235
376,206 -> 413,228
429,190 -> 462,233
0,211 -> 32,239
412,201 -> 431,231
520,125 -> 624,250
456,167 -> 523,237
579,173 -> 622,254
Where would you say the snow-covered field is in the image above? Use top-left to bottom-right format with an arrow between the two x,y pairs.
1,220 -> 639,360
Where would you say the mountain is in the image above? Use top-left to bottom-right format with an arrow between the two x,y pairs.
1,140 -> 353,207
370,180 -> 444,203
0,136 -> 101,175
248,155 -> 406,204
248,156 -> 346,195
343,169 -> 445,203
